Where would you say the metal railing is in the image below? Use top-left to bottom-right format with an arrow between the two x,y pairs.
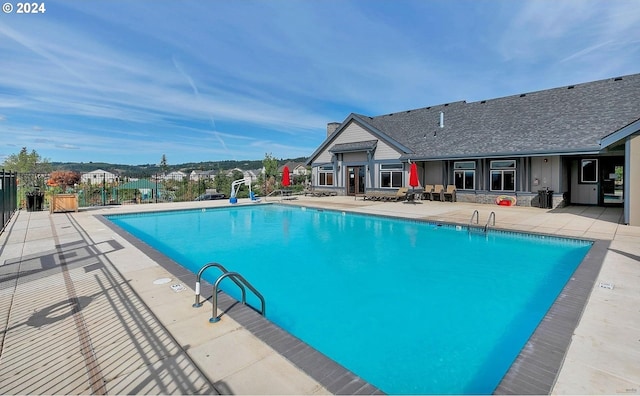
1,170 -> 18,233
193,262 -> 265,323
484,211 -> 496,233
468,210 -> 495,235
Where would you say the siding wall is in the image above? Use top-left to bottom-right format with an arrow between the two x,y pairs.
530,156 -> 561,192
311,120 -> 404,191
343,152 -> 367,162
424,162 -> 444,185
314,121 -> 400,163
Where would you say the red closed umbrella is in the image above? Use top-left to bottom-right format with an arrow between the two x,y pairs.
409,162 -> 419,188
282,165 -> 290,187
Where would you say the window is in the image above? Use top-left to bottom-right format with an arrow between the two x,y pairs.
581,159 -> 598,183
380,163 -> 403,188
454,161 -> 475,190
490,160 -> 516,191
318,165 -> 334,186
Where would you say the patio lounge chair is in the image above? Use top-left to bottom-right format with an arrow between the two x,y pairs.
362,191 -> 389,201
305,187 -> 338,197
443,185 -> 456,202
431,185 -> 445,201
388,187 -> 409,201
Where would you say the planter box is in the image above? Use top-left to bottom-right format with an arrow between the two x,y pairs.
50,194 -> 79,213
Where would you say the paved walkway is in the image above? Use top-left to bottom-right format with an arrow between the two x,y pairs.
0,197 -> 639,394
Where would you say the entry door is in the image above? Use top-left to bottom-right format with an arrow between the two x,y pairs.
346,166 -> 365,196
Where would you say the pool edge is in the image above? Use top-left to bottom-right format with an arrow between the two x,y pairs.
494,238 -> 608,394
98,207 -> 604,395
96,214 -> 384,395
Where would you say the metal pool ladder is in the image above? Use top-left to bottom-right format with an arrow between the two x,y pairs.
468,210 -> 496,234
193,262 -> 266,323
484,211 -> 496,233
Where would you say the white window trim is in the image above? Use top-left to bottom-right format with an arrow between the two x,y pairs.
580,159 -> 598,183
379,164 -> 403,188
454,161 -> 476,170
454,169 -> 476,190
490,160 -> 516,192
318,166 -> 334,186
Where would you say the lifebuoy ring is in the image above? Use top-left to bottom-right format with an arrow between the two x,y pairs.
496,195 -> 517,206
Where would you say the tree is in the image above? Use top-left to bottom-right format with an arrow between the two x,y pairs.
259,153 -> 279,195
3,147 -> 51,173
160,154 -> 168,175
262,153 -> 278,179
48,171 -> 81,190
214,167 -> 231,197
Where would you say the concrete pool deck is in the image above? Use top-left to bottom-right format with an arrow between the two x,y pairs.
1,196 -> 639,394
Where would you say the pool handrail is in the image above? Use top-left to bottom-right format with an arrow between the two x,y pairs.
468,210 -> 495,235
192,262 -> 266,323
193,262 -> 245,307
484,211 -> 496,233
210,271 -> 266,323
469,210 -> 479,225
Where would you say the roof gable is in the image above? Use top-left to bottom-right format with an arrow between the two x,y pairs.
306,115 -> 412,164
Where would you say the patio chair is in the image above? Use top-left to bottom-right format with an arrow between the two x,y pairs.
388,187 -> 409,201
423,185 -> 434,200
431,185 -> 445,201
443,185 -> 456,202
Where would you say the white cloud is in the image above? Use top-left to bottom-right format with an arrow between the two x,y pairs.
1,0 -> 638,164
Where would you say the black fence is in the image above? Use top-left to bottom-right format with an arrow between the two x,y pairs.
75,173 -> 217,206
14,172 -> 241,209
12,171 -> 306,212
1,170 -> 18,232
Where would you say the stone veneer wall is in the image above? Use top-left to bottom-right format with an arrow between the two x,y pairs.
456,191 -> 566,208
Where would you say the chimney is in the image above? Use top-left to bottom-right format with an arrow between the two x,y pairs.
327,122 -> 340,137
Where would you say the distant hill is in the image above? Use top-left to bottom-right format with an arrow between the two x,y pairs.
50,157 -> 308,178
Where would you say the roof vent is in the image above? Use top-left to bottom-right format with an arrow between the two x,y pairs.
444,103 -> 449,107
614,77 -> 623,81
480,100 -> 486,104
439,111 -> 444,128
520,94 -> 526,97
567,85 -> 575,89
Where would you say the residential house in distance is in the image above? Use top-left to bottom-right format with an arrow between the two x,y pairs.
80,169 -> 118,185
281,162 -> 309,177
306,73 -> 640,226
160,171 -> 187,181
225,168 -> 261,182
190,170 -> 216,182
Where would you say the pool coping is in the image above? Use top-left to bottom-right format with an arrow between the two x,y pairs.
97,206 -> 607,395
97,214 -> 382,395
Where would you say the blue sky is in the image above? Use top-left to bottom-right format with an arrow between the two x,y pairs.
1,0 -> 639,166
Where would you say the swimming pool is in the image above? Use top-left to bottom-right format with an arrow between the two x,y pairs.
107,205 -> 592,394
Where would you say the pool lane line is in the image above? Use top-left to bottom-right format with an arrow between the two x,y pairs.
49,214 -> 107,395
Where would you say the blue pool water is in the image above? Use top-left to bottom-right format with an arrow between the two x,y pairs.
107,205 -> 592,394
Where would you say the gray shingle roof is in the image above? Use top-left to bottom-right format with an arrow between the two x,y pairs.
330,140 -> 378,153
357,73 -> 640,160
